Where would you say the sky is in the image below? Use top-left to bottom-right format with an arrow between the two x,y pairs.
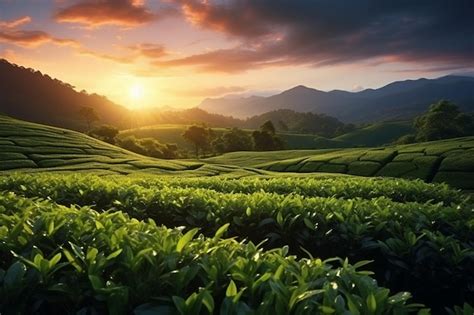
0,0 -> 473,109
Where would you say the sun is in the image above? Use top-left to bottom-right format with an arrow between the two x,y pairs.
129,84 -> 144,101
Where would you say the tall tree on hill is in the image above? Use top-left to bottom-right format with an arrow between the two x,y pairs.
260,120 -> 276,135
252,121 -> 285,151
414,100 -> 474,141
78,106 -> 99,131
183,125 -> 210,158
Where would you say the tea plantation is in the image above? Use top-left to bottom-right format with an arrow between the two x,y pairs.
0,116 -> 260,177
208,137 -> 474,190
1,116 -> 473,314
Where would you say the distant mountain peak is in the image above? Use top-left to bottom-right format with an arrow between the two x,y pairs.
198,75 -> 474,122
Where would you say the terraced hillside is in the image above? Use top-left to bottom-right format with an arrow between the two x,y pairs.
0,116 -> 473,313
207,137 -> 474,190
0,115 -> 257,177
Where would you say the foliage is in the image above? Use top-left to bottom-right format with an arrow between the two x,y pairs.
78,106 -> 100,131
1,174 -> 472,312
216,127 -> 254,153
182,125 -> 211,158
0,191 -> 422,314
414,100 -> 474,142
89,124 -> 119,144
243,109 -> 349,137
252,121 -> 285,151
118,136 -> 178,159
394,134 -> 416,145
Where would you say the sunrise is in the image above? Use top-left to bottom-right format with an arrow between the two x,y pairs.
0,0 -> 473,314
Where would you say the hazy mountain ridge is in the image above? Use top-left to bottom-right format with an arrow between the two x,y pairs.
199,75 -> 474,122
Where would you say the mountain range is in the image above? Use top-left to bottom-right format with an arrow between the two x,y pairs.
199,75 -> 474,122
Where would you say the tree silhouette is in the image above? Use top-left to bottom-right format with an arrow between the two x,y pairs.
260,120 -> 276,135
89,125 -> 119,144
78,106 -> 99,131
182,125 -> 210,158
252,121 -> 285,151
415,100 -> 474,141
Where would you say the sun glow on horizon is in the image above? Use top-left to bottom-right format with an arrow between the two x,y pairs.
130,83 -> 145,101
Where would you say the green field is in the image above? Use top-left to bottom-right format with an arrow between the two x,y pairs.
334,121 -> 414,146
1,115 -> 473,314
207,137 -> 474,190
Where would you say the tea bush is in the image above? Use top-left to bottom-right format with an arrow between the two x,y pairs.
0,192 -> 423,314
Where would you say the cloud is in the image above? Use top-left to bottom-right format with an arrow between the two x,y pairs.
128,43 -> 167,58
0,16 -> 32,29
77,49 -> 136,63
55,0 -> 168,27
0,16 -> 79,48
163,0 -> 474,72
169,85 -> 246,97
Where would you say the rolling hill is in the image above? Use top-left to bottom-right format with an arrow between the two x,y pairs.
206,136 -> 474,190
1,115 -> 473,189
0,115 -> 259,177
120,120 -> 412,151
334,120 -> 414,146
199,75 -> 474,122
1,115 -> 473,312
120,124 -> 349,151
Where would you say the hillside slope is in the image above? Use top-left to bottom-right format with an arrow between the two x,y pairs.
199,75 -> 474,122
0,59 -> 131,130
207,137 -> 474,190
334,120 -> 414,146
0,115 -> 258,176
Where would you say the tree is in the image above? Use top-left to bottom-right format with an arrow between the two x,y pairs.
252,121 -> 285,151
414,100 -> 474,141
78,106 -> 99,131
182,125 -> 210,158
394,134 -> 416,145
211,136 -> 226,154
222,128 -> 253,152
260,120 -> 276,135
89,125 -> 119,144
277,120 -> 289,132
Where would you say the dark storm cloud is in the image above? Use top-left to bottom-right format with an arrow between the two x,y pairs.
162,0 -> 474,72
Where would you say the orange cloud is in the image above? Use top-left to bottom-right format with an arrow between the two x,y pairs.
78,49 -> 136,63
128,43 -> 167,59
0,16 -> 79,48
0,16 -> 32,29
55,0 -> 157,27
